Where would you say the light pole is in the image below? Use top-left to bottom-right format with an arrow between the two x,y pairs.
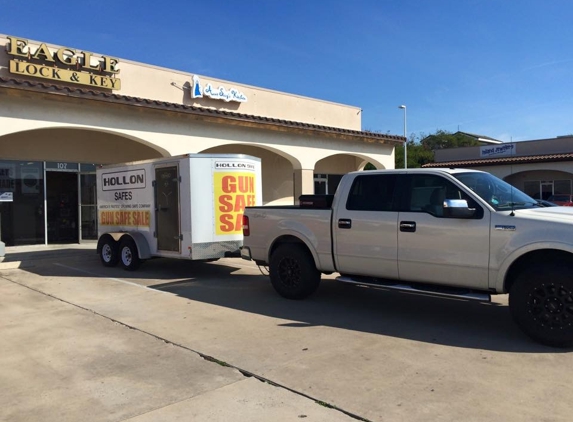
399,105 -> 407,169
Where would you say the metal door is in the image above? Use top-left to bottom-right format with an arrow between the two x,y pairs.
154,165 -> 180,252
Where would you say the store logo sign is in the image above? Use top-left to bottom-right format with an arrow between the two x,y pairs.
192,75 -> 247,103
480,144 -> 515,158
5,36 -> 121,90
101,169 -> 146,191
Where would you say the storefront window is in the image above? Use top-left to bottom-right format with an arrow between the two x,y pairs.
0,161 -> 45,246
80,172 -> 97,240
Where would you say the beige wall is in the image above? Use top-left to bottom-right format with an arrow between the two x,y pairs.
0,34 -> 399,206
0,34 -> 361,130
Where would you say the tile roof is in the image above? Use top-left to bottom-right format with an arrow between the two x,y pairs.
0,77 -> 404,146
423,152 -> 573,167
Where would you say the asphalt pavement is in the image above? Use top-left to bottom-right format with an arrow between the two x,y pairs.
1,244 -> 572,422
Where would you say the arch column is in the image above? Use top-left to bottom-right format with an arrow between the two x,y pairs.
293,168 -> 315,204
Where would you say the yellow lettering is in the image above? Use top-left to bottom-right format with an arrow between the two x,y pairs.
81,51 -> 101,71
56,47 -> 77,66
31,43 -> 55,62
103,56 -> 120,74
7,36 -> 28,57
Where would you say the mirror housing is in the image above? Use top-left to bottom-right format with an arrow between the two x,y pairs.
443,199 -> 476,219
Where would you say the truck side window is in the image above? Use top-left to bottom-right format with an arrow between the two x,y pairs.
346,174 -> 397,211
407,175 -> 479,217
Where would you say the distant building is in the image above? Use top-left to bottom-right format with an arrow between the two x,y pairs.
423,135 -> 573,200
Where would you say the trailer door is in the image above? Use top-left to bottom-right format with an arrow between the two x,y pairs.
154,165 -> 180,252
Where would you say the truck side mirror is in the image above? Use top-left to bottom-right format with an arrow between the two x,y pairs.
443,199 -> 476,219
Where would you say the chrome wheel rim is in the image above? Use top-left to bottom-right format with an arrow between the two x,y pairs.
102,244 -> 113,262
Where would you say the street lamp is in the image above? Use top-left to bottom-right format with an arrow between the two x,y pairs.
399,105 -> 407,169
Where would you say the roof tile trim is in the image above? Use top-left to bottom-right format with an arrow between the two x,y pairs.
422,153 -> 573,167
0,77 -> 404,145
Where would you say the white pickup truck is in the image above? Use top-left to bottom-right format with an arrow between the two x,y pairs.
241,168 -> 573,347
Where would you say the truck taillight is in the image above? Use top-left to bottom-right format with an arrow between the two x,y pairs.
242,215 -> 250,236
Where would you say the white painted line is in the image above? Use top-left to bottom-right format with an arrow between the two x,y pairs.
53,263 -> 171,294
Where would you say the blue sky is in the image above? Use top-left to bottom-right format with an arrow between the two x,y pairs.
1,0 -> 572,142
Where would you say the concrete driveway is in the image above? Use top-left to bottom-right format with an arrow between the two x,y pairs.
1,245 -> 572,421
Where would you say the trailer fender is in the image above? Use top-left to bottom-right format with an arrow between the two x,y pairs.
125,231 -> 152,259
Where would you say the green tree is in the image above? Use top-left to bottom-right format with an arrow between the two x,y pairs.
394,129 -> 480,168
394,135 -> 434,169
420,130 -> 481,150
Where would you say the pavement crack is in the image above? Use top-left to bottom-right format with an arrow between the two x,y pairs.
3,275 -> 372,422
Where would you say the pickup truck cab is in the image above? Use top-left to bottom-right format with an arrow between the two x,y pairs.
242,168 -> 573,347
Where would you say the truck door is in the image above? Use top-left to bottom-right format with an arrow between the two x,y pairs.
333,174 -> 399,279
397,174 -> 490,289
154,165 -> 181,252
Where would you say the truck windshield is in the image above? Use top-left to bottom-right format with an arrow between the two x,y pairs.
453,172 -> 539,211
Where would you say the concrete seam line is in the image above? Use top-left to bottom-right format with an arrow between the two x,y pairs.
1,274 -> 372,422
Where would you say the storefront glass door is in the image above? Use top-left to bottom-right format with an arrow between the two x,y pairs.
46,171 -> 79,243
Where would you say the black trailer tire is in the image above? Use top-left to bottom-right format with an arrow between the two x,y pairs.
509,264 -> 573,348
269,244 -> 321,300
119,237 -> 142,271
99,237 -> 119,267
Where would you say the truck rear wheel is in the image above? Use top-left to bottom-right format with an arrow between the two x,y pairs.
269,244 -> 320,300
99,237 -> 119,267
509,264 -> 573,347
119,237 -> 142,271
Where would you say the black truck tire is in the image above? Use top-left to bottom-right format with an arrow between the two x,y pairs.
99,237 -> 119,267
119,237 -> 142,271
269,244 -> 321,300
509,264 -> 573,348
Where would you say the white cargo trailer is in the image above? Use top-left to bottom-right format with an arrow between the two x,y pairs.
96,154 -> 262,270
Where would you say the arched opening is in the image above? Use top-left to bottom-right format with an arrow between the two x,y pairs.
505,169 -> 573,200
0,127 -> 166,163
314,154 -> 384,194
0,128 -> 165,246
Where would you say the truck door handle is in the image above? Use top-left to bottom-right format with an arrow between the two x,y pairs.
400,221 -> 416,232
338,219 -> 352,229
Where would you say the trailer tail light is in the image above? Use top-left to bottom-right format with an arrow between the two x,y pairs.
242,215 -> 250,236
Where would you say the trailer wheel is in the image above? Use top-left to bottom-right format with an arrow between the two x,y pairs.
269,244 -> 320,300
99,237 -> 119,267
119,237 -> 142,271
509,264 -> 573,347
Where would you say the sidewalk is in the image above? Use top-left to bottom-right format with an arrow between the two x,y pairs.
0,243 -> 97,269
0,245 -> 357,422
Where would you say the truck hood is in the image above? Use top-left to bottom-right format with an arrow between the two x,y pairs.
511,206 -> 573,223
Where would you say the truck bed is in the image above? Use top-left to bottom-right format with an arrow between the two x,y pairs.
243,205 -> 335,272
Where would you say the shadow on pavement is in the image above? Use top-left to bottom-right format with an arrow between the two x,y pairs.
12,249 -> 570,354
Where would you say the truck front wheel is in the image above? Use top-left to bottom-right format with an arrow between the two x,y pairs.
119,237 -> 142,271
269,244 -> 321,300
509,264 -> 573,347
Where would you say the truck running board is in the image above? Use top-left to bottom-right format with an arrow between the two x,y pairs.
336,276 -> 491,302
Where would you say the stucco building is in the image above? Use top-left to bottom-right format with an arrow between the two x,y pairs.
0,34 -> 402,246
424,135 -> 573,200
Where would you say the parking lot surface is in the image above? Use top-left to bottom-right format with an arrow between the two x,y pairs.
1,245 -> 572,421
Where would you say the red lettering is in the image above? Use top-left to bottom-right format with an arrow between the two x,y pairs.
132,211 -> 149,226
238,176 -> 254,193
219,214 -> 234,232
247,195 -> 255,206
222,175 -> 236,193
234,195 -> 246,212
219,195 -> 233,212
234,213 -> 243,231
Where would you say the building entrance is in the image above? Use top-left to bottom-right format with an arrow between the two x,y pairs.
46,172 -> 79,243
